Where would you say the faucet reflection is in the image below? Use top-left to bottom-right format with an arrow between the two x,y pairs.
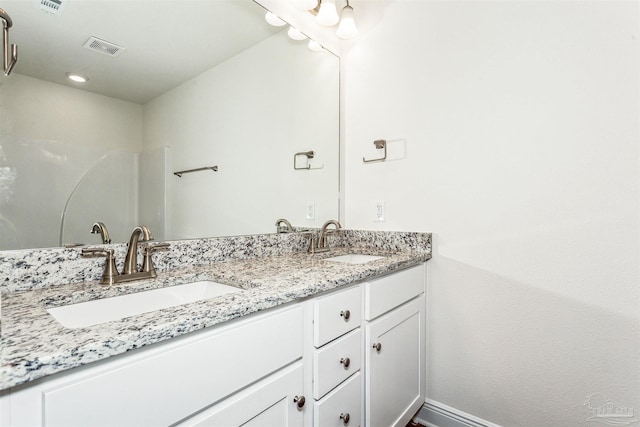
90,222 -> 111,244
275,218 -> 294,234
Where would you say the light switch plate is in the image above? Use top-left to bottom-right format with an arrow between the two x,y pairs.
375,201 -> 385,222
306,202 -> 315,220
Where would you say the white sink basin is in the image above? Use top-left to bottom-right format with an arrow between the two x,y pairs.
47,281 -> 242,329
324,254 -> 385,264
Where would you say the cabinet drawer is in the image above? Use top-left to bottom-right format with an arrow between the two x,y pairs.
314,285 -> 361,347
314,372 -> 361,427
313,328 -> 361,400
364,264 -> 424,321
42,306 -> 304,427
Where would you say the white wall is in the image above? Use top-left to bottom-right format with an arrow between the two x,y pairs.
0,74 -> 143,151
343,1 -> 640,426
0,74 -> 142,248
143,32 -> 339,239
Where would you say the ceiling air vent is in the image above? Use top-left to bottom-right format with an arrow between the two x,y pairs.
39,0 -> 68,16
83,36 -> 126,57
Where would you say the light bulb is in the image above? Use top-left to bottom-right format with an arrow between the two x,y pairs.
66,72 -> 88,83
292,0 -> 318,10
316,0 -> 339,26
264,12 -> 286,27
336,5 -> 358,39
287,26 -> 307,41
308,40 -> 324,52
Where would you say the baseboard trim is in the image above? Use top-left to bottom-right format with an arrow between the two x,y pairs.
414,399 -> 503,427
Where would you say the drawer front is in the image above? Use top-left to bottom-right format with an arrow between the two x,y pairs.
313,328 -> 361,399
314,285 -> 361,347
364,264 -> 424,321
43,306 -> 304,427
314,372 -> 362,427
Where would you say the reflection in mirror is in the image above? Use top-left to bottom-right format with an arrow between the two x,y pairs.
0,0 -> 339,250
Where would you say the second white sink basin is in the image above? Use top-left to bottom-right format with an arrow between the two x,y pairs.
324,254 -> 385,264
47,281 -> 242,329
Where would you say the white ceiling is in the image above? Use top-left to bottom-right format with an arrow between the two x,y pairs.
2,0 -> 282,104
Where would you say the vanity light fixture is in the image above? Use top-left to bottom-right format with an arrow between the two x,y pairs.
66,72 -> 88,83
316,0 -> 339,26
287,26 -> 307,41
307,0 -> 359,39
336,0 -> 358,39
264,11 -> 286,27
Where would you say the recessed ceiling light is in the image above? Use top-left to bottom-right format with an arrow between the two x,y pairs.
66,72 -> 88,83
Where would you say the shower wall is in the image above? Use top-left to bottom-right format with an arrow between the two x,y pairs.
0,74 -> 142,249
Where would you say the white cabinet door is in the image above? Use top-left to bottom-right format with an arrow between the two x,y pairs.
365,296 -> 425,427
178,362 -> 306,427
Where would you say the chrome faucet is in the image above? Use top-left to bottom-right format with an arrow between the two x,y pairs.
307,219 -> 342,253
123,225 -> 153,274
90,222 -> 111,244
275,218 -> 294,233
319,220 -> 341,249
83,225 -> 169,285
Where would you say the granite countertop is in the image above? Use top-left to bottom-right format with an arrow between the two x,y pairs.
0,247 -> 429,391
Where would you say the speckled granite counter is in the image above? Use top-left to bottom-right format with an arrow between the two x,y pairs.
0,230 -> 431,391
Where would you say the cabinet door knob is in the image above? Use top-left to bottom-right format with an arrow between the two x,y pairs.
340,412 -> 351,425
340,357 -> 351,368
293,395 -> 306,409
372,342 -> 382,352
340,310 -> 351,320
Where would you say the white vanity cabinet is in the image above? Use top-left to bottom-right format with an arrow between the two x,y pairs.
364,265 -> 426,427
0,305 -> 307,427
0,262 -> 427,427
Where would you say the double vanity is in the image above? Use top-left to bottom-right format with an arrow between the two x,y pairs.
0,229 -> 431,426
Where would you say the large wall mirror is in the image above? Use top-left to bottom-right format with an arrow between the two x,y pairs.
0,0 -> 339,250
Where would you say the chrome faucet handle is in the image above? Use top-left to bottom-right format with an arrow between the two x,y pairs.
81,247 -> 111,257
82,247 -> 119,285
141,242 -> 170,274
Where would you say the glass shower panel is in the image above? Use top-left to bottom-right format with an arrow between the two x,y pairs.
60,151 -> 138,247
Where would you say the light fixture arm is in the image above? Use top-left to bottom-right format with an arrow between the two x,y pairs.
0,8 -> 18,76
